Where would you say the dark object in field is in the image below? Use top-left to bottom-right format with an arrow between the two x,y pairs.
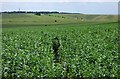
55,20 -> 57,22
45,25 -> 47,26
9,20 -> 12,22
62,16 -> 65,18
35,13 -> 41,16
52,37 -> 60,63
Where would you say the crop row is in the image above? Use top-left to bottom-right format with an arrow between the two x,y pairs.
1,23 -> 118,78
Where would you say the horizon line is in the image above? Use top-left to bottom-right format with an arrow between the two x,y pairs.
1,10 -> 118,15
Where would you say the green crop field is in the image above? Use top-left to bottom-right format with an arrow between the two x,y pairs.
1,13 -> 119,78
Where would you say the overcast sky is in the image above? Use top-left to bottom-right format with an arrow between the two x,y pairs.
1,0 -> 118,14
1,0 -> 119,2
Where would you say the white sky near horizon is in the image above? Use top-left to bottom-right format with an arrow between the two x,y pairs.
1,0 -> 119,2
0,0 -> 119,14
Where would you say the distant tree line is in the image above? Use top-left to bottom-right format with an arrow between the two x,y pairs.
2,11 -> 82,14
2,11 -> 59,14
2,11 -> 27,13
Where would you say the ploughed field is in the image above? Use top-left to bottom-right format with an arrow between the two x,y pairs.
1,13 -> 119,78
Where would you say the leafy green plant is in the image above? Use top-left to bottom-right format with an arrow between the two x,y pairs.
2,23 -> 118,78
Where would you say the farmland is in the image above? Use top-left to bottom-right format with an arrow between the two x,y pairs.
2,13 -> 117,26
1,13 -> 119,78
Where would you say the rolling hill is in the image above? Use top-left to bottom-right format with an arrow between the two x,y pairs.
2,13 -> 118,27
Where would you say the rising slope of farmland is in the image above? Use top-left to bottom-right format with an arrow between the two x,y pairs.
1,13 -> 119,78
2,13 -> 118,27
49,14 -> 118,22
2,13 -> 82,25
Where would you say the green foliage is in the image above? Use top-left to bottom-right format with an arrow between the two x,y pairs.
2,23 -> 118,78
